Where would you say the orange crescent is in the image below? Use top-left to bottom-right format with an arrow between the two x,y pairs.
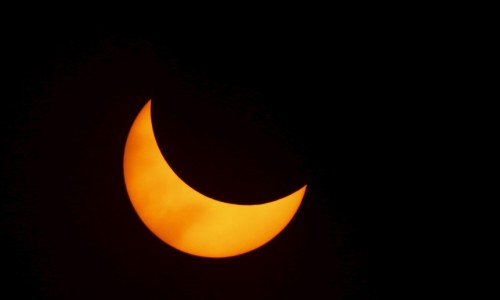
123,100 -> 306,258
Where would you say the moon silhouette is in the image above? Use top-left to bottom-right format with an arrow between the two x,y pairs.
123,100 -> 306,258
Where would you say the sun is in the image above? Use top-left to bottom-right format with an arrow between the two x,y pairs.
123,100 -> 306,258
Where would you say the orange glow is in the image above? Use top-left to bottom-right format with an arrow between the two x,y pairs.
123,100 -> 306,258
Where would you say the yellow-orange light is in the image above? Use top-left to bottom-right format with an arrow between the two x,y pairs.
123,100 -> 306,258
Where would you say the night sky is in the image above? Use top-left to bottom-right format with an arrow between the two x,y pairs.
2,18 -> 414,299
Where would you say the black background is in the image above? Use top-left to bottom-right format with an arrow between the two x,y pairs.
2,15 -> 420,299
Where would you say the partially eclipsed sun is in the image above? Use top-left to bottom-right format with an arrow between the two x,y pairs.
123,100 -> 306,258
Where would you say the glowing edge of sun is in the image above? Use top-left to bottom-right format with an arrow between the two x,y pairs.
123,100 -> 306,258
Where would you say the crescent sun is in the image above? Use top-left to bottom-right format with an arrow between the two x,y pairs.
123,100 -> 307,258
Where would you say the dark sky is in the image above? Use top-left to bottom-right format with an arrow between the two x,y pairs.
2,18 -> 416,299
